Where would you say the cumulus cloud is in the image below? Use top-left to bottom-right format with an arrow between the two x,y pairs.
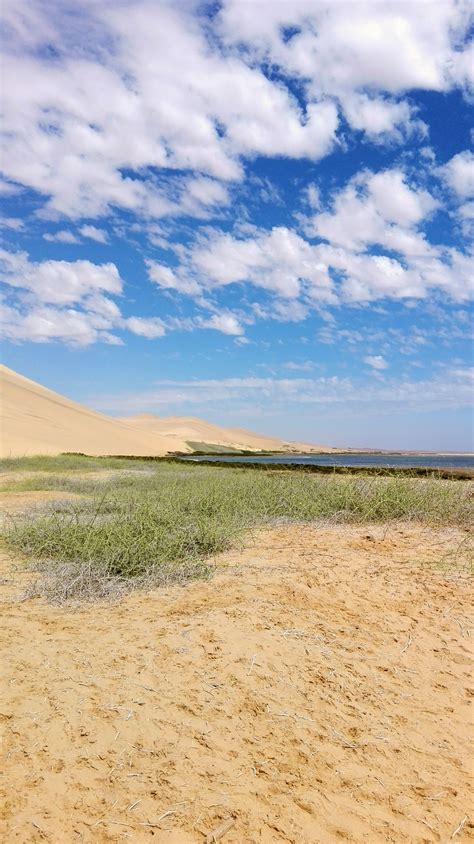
125,316 -> 166,339
0,1 -> 342,220
339,94 -> 426,142
80,225 -> 109,244
0,217 -> 24,230
165,227 -> 336,302
313,169 -> 438,249
1,1 -> 471,223
218,0 -> 472,97
0,250 -> 122,305
43,230 -> 79,243
440,151 -> 474,198
364,355 -> 389,371
144,164 -> 473,310
0,248 -> 250,344
0,249 -> 125,344
199,313 -> 244,335
1,304 -> 123,346
1,1 -> 472,352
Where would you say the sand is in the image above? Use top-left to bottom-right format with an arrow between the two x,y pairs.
0,366 -> 188,458
119,414 -> 332,455
1,505 -> 472,843
0,366 -> 329,458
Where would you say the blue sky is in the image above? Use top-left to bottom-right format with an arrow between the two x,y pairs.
1,0 -> 473,450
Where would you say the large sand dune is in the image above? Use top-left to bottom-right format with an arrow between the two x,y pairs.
0,366 -> 187,457
0,365 -> 331,457
119,413 -> 331,453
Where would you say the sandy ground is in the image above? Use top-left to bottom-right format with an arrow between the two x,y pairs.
0,490 -> 85,514
1,502 -> 473,843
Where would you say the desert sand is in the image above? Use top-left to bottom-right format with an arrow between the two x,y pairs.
1,494 -> 472,843
0,365 -> 189,458
0,366 -> 329,458
120,414 -> 331,455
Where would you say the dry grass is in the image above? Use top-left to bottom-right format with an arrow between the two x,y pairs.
2,455 -> 472,604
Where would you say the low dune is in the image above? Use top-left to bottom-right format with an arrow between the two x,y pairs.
119,413 -> 332,454
0,366 -> 188,457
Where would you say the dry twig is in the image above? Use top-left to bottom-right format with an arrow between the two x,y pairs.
205,817 -> 236,842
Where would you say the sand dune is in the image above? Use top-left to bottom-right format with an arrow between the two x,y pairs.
0,365 -> 331,457
0,366 -> 188,457
119,413 -> 331,453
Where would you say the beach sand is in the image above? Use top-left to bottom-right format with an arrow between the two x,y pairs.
1,496 -> 472,843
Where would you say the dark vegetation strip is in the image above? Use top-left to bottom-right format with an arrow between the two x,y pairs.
52,452 -> 474,480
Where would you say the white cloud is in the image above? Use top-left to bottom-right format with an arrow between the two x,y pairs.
91,369 -> 474,415
1,303 -> 123,346
0,248 -> 250,345
364,355 -> 389,371
185,178 -> 230,208
80,225 -> 109,244
146,260 -> 201,295
0,179 -> 23,196
340,94 -> 426,141
283,360 -> 316,371
0,217 -> 24,230
0,1 -> 343,220
1,250 -> 122,305
2,1 -> 470,223
43,230 -> 79,243
199,313 -> 244,335
125,316 -> 166,338
144,163 -> 472,310
218,1 -> 471,96
440,151 -> 474,198
313,169 -> 438,249
0,250 -> 125,345
186,226 -> 336,301
456,200 -> 474,237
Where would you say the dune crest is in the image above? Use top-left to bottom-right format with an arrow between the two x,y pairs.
0,366 -> 186,457
119,413 -> 331,453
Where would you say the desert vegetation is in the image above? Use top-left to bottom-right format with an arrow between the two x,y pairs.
2,454 -> 472,604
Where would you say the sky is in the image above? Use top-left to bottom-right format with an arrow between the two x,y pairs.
1,0 -> 473,451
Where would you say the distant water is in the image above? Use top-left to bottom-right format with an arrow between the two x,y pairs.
184,453 -> 474,470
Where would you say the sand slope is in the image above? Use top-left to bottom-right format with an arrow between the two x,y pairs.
1,514 -> 472,842
0,366 -> 330,458
119,413 -> 331,453
0,366 -> 188,457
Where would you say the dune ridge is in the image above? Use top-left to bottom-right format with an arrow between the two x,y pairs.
119,413 -> 331,453
0,366 -> 330,457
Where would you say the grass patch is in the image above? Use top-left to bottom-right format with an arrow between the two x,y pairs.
186,441 -> 243,454
0,453 -> 156,474
2,455 -> 472,603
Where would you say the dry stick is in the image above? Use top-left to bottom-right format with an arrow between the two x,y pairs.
31,821 -> 47,839
401,635 -> 413,654
205,817 -> 236,843
139,810 -> 176,827
451,815 -> 468,839
247,654 -> 256,675
127,800 -> 141,812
